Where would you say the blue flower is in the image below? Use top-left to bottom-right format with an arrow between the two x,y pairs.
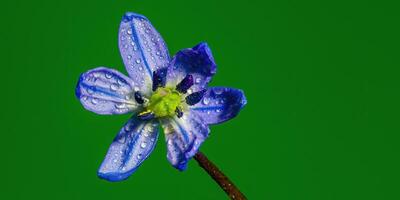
75,12 -> 247,182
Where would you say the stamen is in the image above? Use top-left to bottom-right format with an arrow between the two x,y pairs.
185,89 -> 207,105
152,68 -> 167,91
134,91 -> 145,104
176,74 -> 194,94
175,107 -> 183,118
137,110 -> 155,120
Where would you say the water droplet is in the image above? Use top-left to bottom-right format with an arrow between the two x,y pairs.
138,66 -> 143,71
131,41 -> 135,46
202,98 -> 209,105
110,83 -> 119,91
135,59 -> 141,64
82,96 -> 88,101
91,98 -> 98,104
117,79 -> 124,85
150,138 -> 155,142
87,87 -> 94,94
137,154 -> 142,159
187,89 -> 193,94
195,77 -> 201,84
140,142 -> 147,148
127,55 -> 132,59
207,111 -> 211,115
105,73 -> 112,79
113,159 -> 118,163
156,51 -> 161,56
127,29 -> 132,35
168,140 -> 173,145
216,109 -> 221,113
125,125 -> 131,132
213,88 -> 224,95
133,46 -> 138,51
115,103 -> 125,109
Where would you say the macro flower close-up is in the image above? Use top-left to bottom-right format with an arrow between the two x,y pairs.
75,12 -> 247,182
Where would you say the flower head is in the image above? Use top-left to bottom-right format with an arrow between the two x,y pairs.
75,12 -> 247,182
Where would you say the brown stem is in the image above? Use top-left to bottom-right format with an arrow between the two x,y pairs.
194,151 -> 247,200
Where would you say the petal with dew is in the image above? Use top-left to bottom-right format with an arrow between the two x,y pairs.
161,113 -> 209,171
119,12 -> 170,95
98,117 -> 159,181
75,67 -> 140,115
190,87 -> 247,125
166,42 -> 216,93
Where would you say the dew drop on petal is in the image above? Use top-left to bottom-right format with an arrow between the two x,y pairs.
137,154 -> 142,159
91,98 -> 98,104
140,142 -> 147,148
195,77 -> 201,84
87,87 -> 94,94
105,73 -> 112,79
202,98 -> 209,105
110,83 -> 119,91
127,29 -> 132,35
135,59 -> 141,64
213,88 -> 224,95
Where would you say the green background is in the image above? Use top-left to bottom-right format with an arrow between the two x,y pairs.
1,0 -> 399,199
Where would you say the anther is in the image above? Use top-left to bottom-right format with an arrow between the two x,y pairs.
134,91 -> 145,104
137,110 -> 155,120
175,107 -> 183,118
185,89 -> 207,105
152,68 -> 167,91
176,74 -> 194,94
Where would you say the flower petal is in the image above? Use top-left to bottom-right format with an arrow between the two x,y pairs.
166,42 -> 216,92
190,87 -> 247,125
75,67 -> 140,115
161,113 -> 210,171
119,12 -> 170,95
98,117 -> 159,181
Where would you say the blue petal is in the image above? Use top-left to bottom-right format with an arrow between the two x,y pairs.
161,113 -> 210,171
76,67 -> 140,115
119,12 -> 170,95
98,117 -> 159,181
190,87 -> 247,125
166,42 -> 216,92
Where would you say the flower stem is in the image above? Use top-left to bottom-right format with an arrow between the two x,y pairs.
194,151 -> 247,200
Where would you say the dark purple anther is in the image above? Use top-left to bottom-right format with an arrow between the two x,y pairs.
185,89 -> 207,105
137,110 -> 155,120
152,68 -> 168,91
176,74 -> 194,94
175,107 -> 183,118
134,91 -> 145,104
